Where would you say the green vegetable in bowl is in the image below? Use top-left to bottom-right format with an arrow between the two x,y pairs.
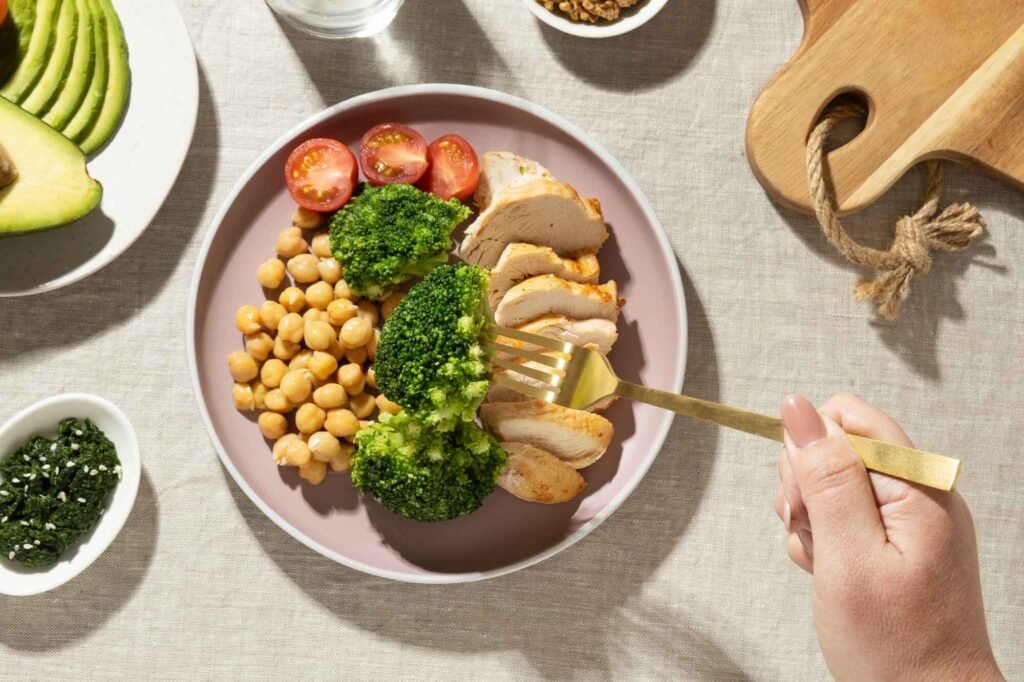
0,418 -> 120,568
328,183 -> 471,299
374,263 -> 493,431
351,411 -> 507,522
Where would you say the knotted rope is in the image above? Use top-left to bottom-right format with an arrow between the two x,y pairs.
806,104 -> 986,320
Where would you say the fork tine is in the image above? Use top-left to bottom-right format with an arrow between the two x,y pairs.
488,341 -> 567,369
491,373 -> 558,402
491,324 -> 572,354
492,356 -> 562,386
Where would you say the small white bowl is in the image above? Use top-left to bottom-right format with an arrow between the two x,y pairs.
523,0 -> 668,38
0,394 -> 141,596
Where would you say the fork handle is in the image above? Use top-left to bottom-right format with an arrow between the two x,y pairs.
614,382 -> 961,491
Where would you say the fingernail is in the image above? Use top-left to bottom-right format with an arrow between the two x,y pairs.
783,500 -> 792,531
782,395 -> 827,448
798,528 -> 814,558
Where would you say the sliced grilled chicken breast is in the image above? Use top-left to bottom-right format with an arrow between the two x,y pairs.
498,442 -> 587,504
487,243 -> 600,310
493,275 -> 621,327
460,153 -> 608,268
481,401 -> 613,469
500,315 -> 619,356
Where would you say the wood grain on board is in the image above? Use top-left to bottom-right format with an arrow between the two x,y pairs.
746,0 -> 1024,215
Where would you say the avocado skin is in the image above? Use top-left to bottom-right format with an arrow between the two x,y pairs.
77,0 -> 129,154
0,96 -> 102,236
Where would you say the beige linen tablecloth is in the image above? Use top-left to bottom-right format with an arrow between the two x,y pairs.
2,1 -> 1022,678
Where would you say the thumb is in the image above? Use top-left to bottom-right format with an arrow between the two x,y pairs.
782,395 -> 887,562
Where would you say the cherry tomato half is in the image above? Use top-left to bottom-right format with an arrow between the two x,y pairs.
420,134 -> 480,201
284,138 -> 358,212
0,0 -> 8,26
358,123 -> 429,186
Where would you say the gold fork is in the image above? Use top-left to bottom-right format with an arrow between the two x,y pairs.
487,324 -> 961,491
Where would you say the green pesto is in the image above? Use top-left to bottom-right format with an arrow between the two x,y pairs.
351,411 -> 507,522
328,183 -> 471,299
0,418 -> 120,568
373,263 -> 493,431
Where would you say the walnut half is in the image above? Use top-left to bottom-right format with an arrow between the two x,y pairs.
0,143 -> 16,189
539,0 -> 641,23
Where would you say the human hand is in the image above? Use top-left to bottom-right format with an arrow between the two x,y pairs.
775,394 -> 1003,681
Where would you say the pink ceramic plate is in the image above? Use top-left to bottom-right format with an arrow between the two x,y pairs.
187,85 -> 686,583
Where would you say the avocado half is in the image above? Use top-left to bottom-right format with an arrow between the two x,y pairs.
0,96 -> 102,236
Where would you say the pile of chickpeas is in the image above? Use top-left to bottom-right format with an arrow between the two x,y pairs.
227,206 -> 403,485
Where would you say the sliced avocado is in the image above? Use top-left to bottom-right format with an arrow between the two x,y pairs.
0,0 -> 37,85
21,0 -> 78,115
0,97 -> 102,236
78,0 -> 128,154
0,0 -> 61,103
41,0 -> 95,129
61,0 -> 106,142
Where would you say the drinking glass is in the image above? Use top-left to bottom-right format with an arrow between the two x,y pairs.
265,0 -> 406,39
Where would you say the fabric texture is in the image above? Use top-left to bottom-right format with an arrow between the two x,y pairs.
1,1 -> 1022,679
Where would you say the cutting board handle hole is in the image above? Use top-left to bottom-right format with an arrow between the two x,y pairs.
813,90 -> 871,152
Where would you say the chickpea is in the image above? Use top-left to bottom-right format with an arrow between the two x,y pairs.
308,351 -> 338,381
350,392 -> 376,419
334,279 -> 358,302
281,369 -> 314,404
256,258 -> 286,289
272,434 -> 300,465
298,459 -> 327,485
285,438 -> 313,467
308,431 -> 343,463
356,300 -> 379,327
328,442 -> 355,473
235,305 -> 262,334
324,409 -> 359,438
366,328 -> 379,361
288,349 -> 313,371
272,336 -> 301,361
278,287 -> 306,313
264,388 -> 293,413
295,403 -> 327,434
310,232 -> 332,258
344,346 -> 367,366
375,394 -> 401,416
252,382 -> 269,410
366,366 -> 377,389
287,253 -> 320,284
227,351 -> 259,382
326,298 -> 358,326
337,363 -> 366,395
245,331 -> 274,362
293,206 -> 324,230
275,226 -> 308,258
326,338 -> 345,361
260,358 -> 288,388
305,281 -> 334,310
340,315 -> 373,348
277,313 -> 305,343
304,320 -> 334,351
313,383 -> 347,410
381,291 -> 405,319
258,412 -> 288,440
317,258 -> 342,284
232,382 -> 255,411
259,300 -> 287,332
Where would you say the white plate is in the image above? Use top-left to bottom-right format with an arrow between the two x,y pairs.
0,393 -> 141,597
522,0 -> 668,38
0,0 -> 198,297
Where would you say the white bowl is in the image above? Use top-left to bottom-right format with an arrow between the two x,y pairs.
0,394 -> 141,596
522,0 -> 668,38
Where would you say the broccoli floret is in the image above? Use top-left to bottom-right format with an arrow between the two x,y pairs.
351,411 -> 507,522
374,263 -> 492,431
329,184 -> 471,299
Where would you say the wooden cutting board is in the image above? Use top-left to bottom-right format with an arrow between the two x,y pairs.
746,1 -> 1024,215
